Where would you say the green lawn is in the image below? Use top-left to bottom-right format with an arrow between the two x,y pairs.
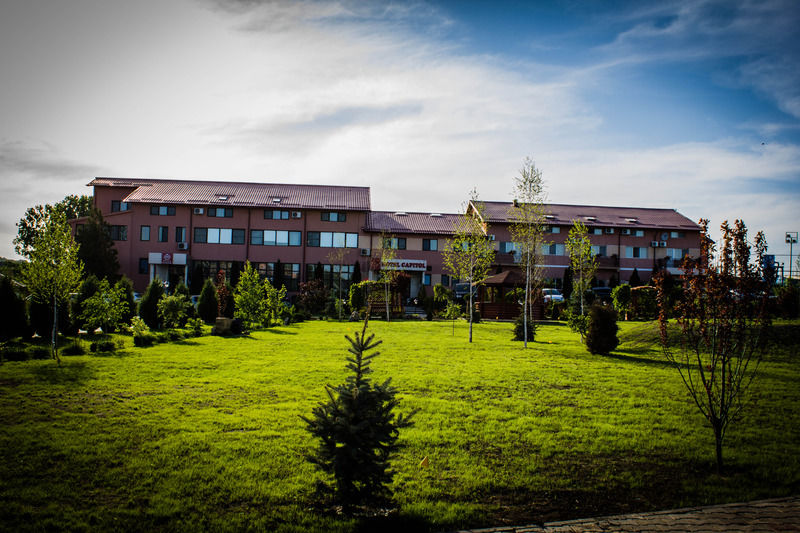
1,319 -> 798,532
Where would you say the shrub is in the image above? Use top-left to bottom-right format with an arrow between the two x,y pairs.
630,286 -> 657,320
62,341 -> 86,356
31,347 -> 51,359
133,334 -> 155,347
585,303 -> 619,355
158,294 -> 192,329
187,317 -> 204,337
139,278 -> 165,329
611,284 -> 632,320
301,319 -> 415,509
90,340 -> 116,353
513,312 -> 535,342
197,279 -> 218,324
775,282 -> 799,318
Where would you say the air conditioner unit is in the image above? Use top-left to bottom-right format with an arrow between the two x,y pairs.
177,242 -> 188,251
621,229 -> 631,235
193,207 -> 204,215
360,248 -> 371,256
659,241 -> 668,247
605,228 -> 614,234
291,211 -> 302,218
650,241 -> 660,248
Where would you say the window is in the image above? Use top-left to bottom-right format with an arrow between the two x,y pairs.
591,245 -> 607,257
441,274 -> 450,287
250,230 -> 302,246
208,207 -> 233,218
158,226 -> 169,242
194,227 -> 207,243
111,200 -> 130,212
383,237 -> 406,250
545,226 -> 561,234
670,231 -> 686,239
232,229 -> 245,245
110,225 -> 127,241
264,210 -> 289,220
150,205 -> 176,216
307,232 -> 358,248
543,243 -> 565,256
321,211 -> 347,222
138,258 -> 148,275
423,273 -> 431,286
423,239 -> 438,251
626,246 -> 647,259
500,242 -> 518,254
260,263 -> 301,291
592,228 -> 603,235
635,230 -> 645,237
140,225 -> 150,241
306,264 -> 355,290
175,227 -> 186,243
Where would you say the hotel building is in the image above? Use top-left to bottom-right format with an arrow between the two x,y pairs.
75,177 -> 701,295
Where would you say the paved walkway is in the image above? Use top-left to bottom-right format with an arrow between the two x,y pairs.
450,496 -> 800,532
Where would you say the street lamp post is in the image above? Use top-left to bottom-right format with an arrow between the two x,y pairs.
787,232 -> 798,280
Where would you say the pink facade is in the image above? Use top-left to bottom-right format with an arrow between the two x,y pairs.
72,177 -> 701,294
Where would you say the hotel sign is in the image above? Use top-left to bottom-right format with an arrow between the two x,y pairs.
383,259 -> 427,271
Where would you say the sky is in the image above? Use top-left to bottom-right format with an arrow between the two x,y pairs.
1,0 -> 799,270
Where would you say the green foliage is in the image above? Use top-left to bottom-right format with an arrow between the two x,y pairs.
234,261 -> 265,329
631,286 -> 657,320
298,279 -> 327,315
348,281 -> 365,311
14,194 -> 93,258
75,208 -> 120,281
565,220 -> 597,329
263,278 -> 287,327
117,277 -> 136,323
585,304 -> 619,355
89,340 -> 118,353
21,210 -> 83,362
775,282 -> 799,318
139,278 -> 165,329
157,294 -> 193,330
442,190 -> 496,342
72,275 -> 100,330
197,279 -> 218,324
0,276 -> 29,341
187,317 -> 204,337
513,312 -> 535,342
301,319 -> 415,508
79,278 -> 129,333
611,284 -> 632,319
562,265 -> 573,300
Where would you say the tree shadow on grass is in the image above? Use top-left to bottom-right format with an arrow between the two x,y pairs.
259,328 -> 298,335
30,361 -> 94,386
605,350 -> 685,370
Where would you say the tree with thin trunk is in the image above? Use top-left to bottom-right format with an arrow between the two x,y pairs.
656,219 -> 770,474
508,157 -> 548,348
22,210 -> 83,364
442,189 -> 496,343
565,219 -> 597,340
328,247 -> 348,321
378,233 -> 399,322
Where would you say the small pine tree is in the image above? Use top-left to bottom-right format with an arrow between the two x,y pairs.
513,311 -> 535,342
139,278 -> 165,329
197,279 -> 218,323
117,277 -> 136,323
301,316 -> 415,509
629,268 -> 642,288
585,303 -> 619,355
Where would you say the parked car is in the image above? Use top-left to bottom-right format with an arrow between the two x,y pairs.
591,287 -> 613,304
542,288 -> 564,303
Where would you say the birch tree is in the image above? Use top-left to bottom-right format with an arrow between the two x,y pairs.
442,190 -> 496,343
508,158 -> 548,347
22,210 -> 83,364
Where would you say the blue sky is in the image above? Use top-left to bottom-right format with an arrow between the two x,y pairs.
0,0 -> 798,269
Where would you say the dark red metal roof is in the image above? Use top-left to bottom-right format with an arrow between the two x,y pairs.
365,211 -> 461,235
480,201 -> 700,231
89,177 -> 371,211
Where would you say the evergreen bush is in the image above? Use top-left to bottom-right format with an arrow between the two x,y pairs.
585,303 -> 619,355
513,312 -> 535,341
139,278 -> 165,329
0,276 -> 29,341
301,318 -> 415,509
197,279 -> 218,324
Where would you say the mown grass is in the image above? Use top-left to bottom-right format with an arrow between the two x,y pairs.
1,319 -> 798,532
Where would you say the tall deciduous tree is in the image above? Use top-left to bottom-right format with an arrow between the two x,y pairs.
656,219 -> 770,474
15,195 -> 92,258
565,219 -> 597,339
508,157 -> 548,347
22,211 -> 83,363
76,208 -> 120,281
377,233 -> 399,322
79,278 -> 128,333
442,190 -> 496,343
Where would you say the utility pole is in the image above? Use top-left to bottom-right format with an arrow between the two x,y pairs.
787,232 -> 798,280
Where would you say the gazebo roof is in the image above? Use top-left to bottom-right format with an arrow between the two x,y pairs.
483,269 -> 525,287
